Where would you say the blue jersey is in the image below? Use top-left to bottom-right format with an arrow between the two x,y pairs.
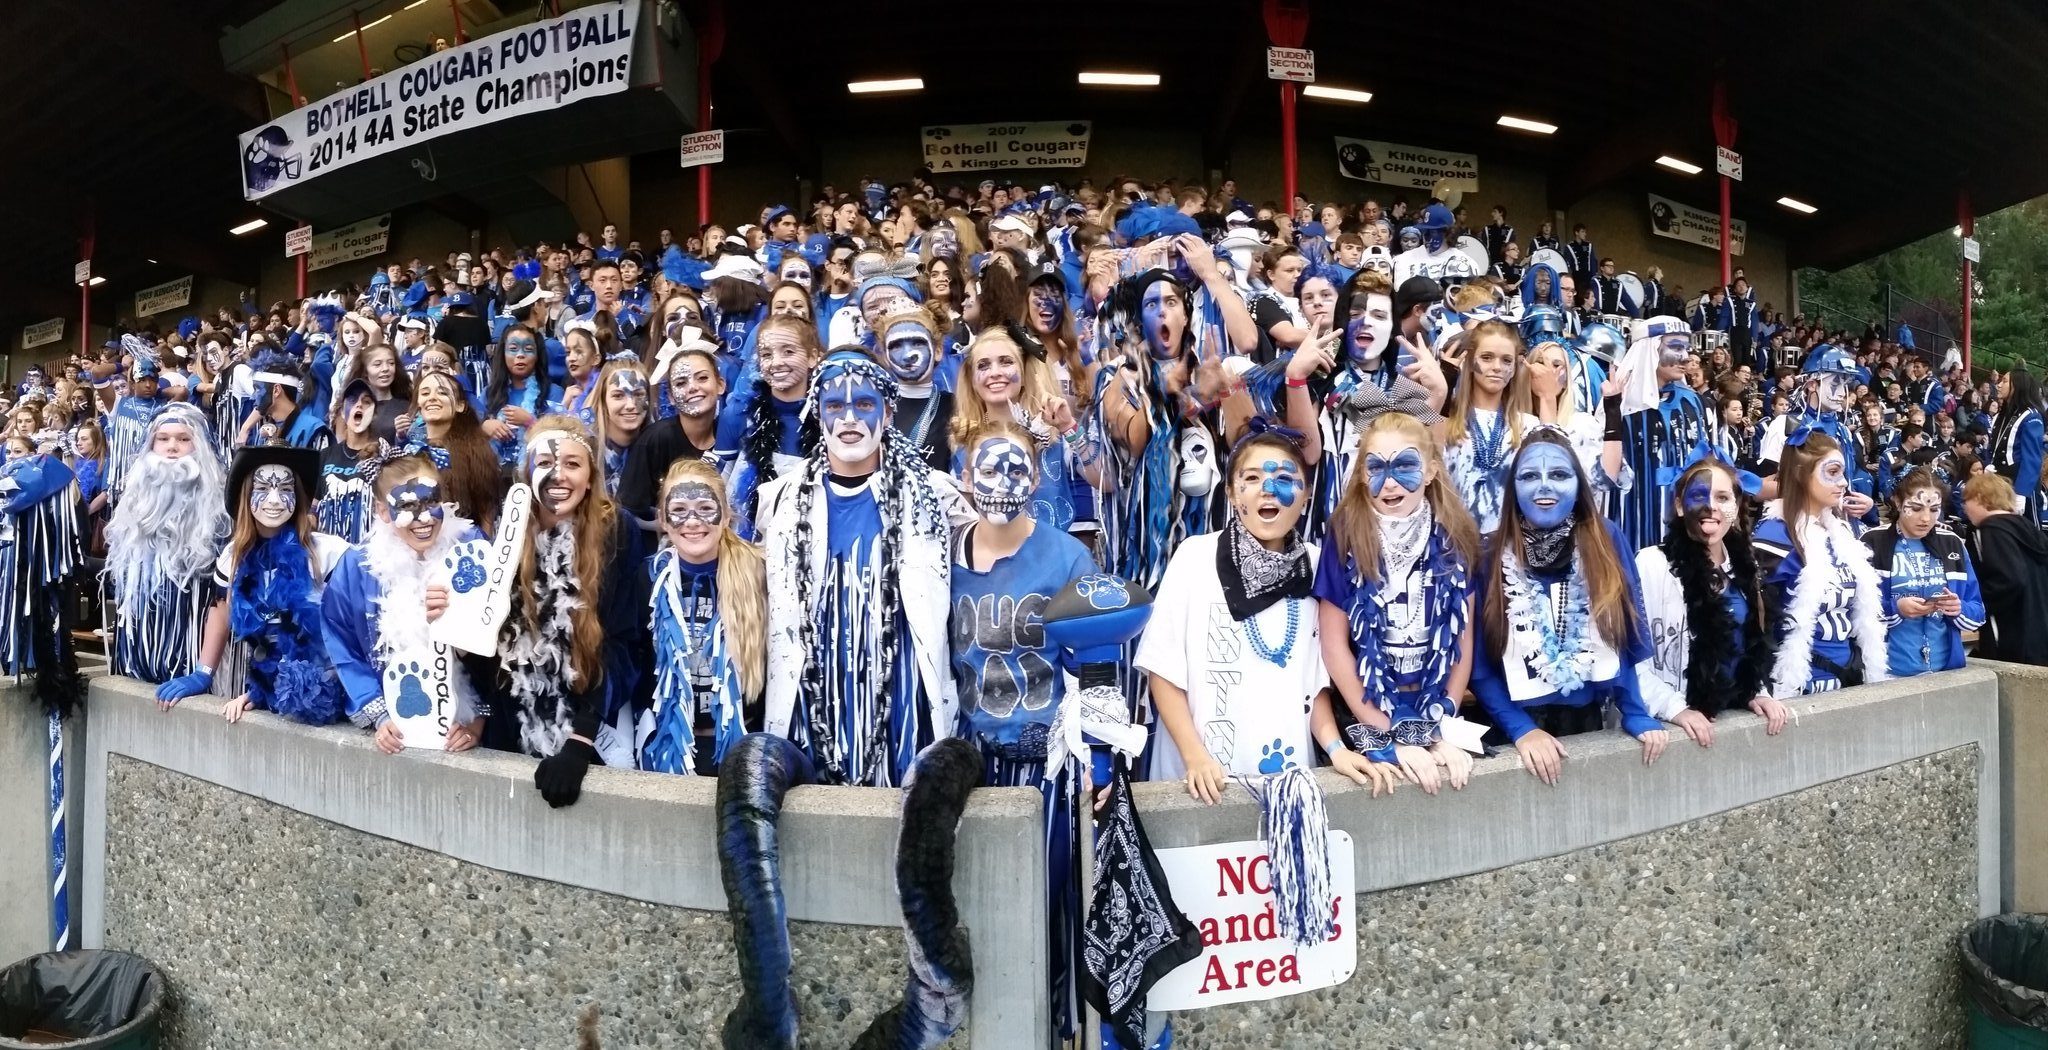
949,523 -> 1096,751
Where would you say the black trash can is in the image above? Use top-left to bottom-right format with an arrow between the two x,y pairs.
0,951 -> 162,1050
1961,914 -> 2048,1048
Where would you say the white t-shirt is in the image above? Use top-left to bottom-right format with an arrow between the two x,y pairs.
1134,532 -> 1326,780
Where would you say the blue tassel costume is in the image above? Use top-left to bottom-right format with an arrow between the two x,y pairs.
642,549 -> 749,774
0,455 -> 86,715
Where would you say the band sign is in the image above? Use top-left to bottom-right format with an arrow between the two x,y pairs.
74,260 -> 91,286
285,225 -> 313,258
1148,832 -> 1357,1010
679,129 -> 725,169
1963,236 -> 1981,264
1716,146 -> 1743,181
1266,47 -> 1315,83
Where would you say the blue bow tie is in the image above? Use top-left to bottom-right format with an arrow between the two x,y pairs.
1365,448 -> 1424,496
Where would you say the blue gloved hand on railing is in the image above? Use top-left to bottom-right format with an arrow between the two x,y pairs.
155,669 -> 213,705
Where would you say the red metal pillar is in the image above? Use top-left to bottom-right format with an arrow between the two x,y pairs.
1960,188 -> 1974,376
352,10 -> 372,80
1711,80 -> 1737,290
696,0 -> 726,229
1263,0 -> 1309,211
448,0 -> 465,44
280,43 -> 301,107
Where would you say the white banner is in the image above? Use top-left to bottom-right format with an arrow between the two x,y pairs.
21,319 -> 63,351
919,121 -> 1091,174
1336,137 -> 1479,192
237,0 -> 641,200
1147,832 -> 1357,1010
1647,193 -> 1747,256
309,214 -> 394,272
135,275 -> 193,317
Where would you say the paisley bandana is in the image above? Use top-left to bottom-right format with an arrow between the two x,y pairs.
1217,512 -> 1312,621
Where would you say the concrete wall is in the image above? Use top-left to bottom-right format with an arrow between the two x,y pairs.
1990,658 -> 2048,912
66,667 -> 2004,1048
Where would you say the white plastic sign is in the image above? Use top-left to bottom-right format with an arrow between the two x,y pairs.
285,225 -> 313,257
74,260 -> 91,286
382,643 -> 458,749
1266,47 -> 1314,83
430,483 -> 532,656
679,130 -> 725,168
1147,831 -> 1357,1010
1716,146 -> 1743,181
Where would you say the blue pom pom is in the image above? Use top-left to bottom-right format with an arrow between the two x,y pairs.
267,659 -> 342,725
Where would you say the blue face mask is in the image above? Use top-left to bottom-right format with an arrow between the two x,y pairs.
1514,442 -> 1578,530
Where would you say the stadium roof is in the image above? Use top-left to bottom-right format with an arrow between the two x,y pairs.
4,0 -> 2044,336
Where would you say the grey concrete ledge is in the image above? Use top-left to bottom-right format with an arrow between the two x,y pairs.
77,675 -> 1050,1047
1133,665 -> 2002,914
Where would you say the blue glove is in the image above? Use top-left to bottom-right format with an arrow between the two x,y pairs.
156,670 -> 213,703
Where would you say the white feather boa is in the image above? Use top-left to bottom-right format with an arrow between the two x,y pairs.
503,521 -> 584,757
363,512 -> 479,718
1768,510 -> 1890,699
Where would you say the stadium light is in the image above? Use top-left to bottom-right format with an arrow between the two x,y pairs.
1302,85 -> 1373,104
847,78 -> 924,94
1655,156 -> 1703,175
1079,72 -> 1160,87
1497,115 -> 1557,135
1777,196 -> 1818,214
230,219 -> 270,235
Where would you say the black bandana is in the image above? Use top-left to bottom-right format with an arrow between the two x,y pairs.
1082,764 -> 1202,1049
1523,517 -> 1576,574
1218,512 -> 1313,620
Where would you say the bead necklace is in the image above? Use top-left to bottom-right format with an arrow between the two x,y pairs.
1245,597 -> 1302,668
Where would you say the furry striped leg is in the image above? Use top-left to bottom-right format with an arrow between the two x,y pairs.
715,733 -> 814,1050
853,737 -> 980,1050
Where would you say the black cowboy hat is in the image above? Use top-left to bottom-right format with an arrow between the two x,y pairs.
224,444 -> 321,520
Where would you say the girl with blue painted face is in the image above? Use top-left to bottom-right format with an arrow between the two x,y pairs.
482,323 -> 557,467
1752,431 -> 1891,696
1472,430 -> 1670,784
322,455 -> 488,755
1634,457 -> 1789,749
1139,431 -> 1401,801
1315,412 -> 1481,795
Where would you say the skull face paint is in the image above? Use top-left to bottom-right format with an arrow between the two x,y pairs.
1814,371 -> 1854,413
819,369 -> 888,466
248,464 -> 298,530
968,436 -> 1036,524
662,480 -> 723,528
883,320 -> 936,384
1513,442 -> 1579,530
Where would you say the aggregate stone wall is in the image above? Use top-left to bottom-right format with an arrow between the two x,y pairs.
1170,747 -> 1979,1050
101,755 -> 953,1050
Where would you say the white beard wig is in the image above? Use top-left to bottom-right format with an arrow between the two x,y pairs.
104,407 -> 231,611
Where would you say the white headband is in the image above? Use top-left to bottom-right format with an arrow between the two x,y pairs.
250,371 -> 303,389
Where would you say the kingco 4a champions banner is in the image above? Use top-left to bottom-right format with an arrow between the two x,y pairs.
238,0 -> 640,200
1647,193 -> 1747,256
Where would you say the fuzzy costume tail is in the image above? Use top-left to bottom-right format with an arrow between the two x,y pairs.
852,737 -> 981,1050
715,733 -> 814,1050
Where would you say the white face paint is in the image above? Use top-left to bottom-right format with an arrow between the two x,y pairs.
249,464 -> 297,530
528,433 -> 592,516
342,328 -> 366,350
968,436 -> 1035,524
818,369 -> 887,467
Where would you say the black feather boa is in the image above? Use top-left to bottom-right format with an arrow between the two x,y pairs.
1660,526 -> 1771,716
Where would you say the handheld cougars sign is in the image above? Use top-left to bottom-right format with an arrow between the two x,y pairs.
382,643 -> 458,749
431,482 -> 533,656
1147,831 -> 1358,1010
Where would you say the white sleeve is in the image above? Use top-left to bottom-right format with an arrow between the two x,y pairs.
1631,547 -> 1690,722
1757,415 -> 1790,467
1132,547 -> 1195,691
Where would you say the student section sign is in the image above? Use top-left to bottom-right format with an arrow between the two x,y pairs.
237,1 -> 640,200
1147,832 -> 1358,1010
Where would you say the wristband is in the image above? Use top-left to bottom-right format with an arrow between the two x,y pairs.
196,662 -> 214,677
1319,736 -> 1348,760
1285,376 -> 1309,388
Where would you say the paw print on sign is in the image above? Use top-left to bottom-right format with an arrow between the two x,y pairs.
386,660 -> 430,718
443,544 -> 487,593
1258,738 -> 1297,775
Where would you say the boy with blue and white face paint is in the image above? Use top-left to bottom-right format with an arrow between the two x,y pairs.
875,305 -> 955,470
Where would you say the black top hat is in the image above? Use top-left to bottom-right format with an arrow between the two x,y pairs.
225,444 -> 321,520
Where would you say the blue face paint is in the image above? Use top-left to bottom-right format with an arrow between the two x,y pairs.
1424,228 -> 1447,253
819,367 -> 889,465
1141,282 -> 1181,360
882,322 -> 935,384
1514,442 -> 1578,530
1364,447 -> 1424,496
1682,479 -> 1714,513
1258,459 -> 1301,507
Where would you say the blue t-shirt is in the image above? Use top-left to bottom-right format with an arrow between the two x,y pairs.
950,523 -> 1097,748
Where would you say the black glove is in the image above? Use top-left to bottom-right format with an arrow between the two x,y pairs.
534,738 -> 597,808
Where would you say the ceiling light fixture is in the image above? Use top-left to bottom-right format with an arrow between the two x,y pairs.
1777,196 -> 1818,214
847,78 -> 924,94
333,14 -> 392,43
230,219 -> 270,235
1079,71 -> 1160,87
88,276 -> 106,287
1497,115 -> 1557,135
1302,85 -> 1373,104
1655,155 -> 1703,175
